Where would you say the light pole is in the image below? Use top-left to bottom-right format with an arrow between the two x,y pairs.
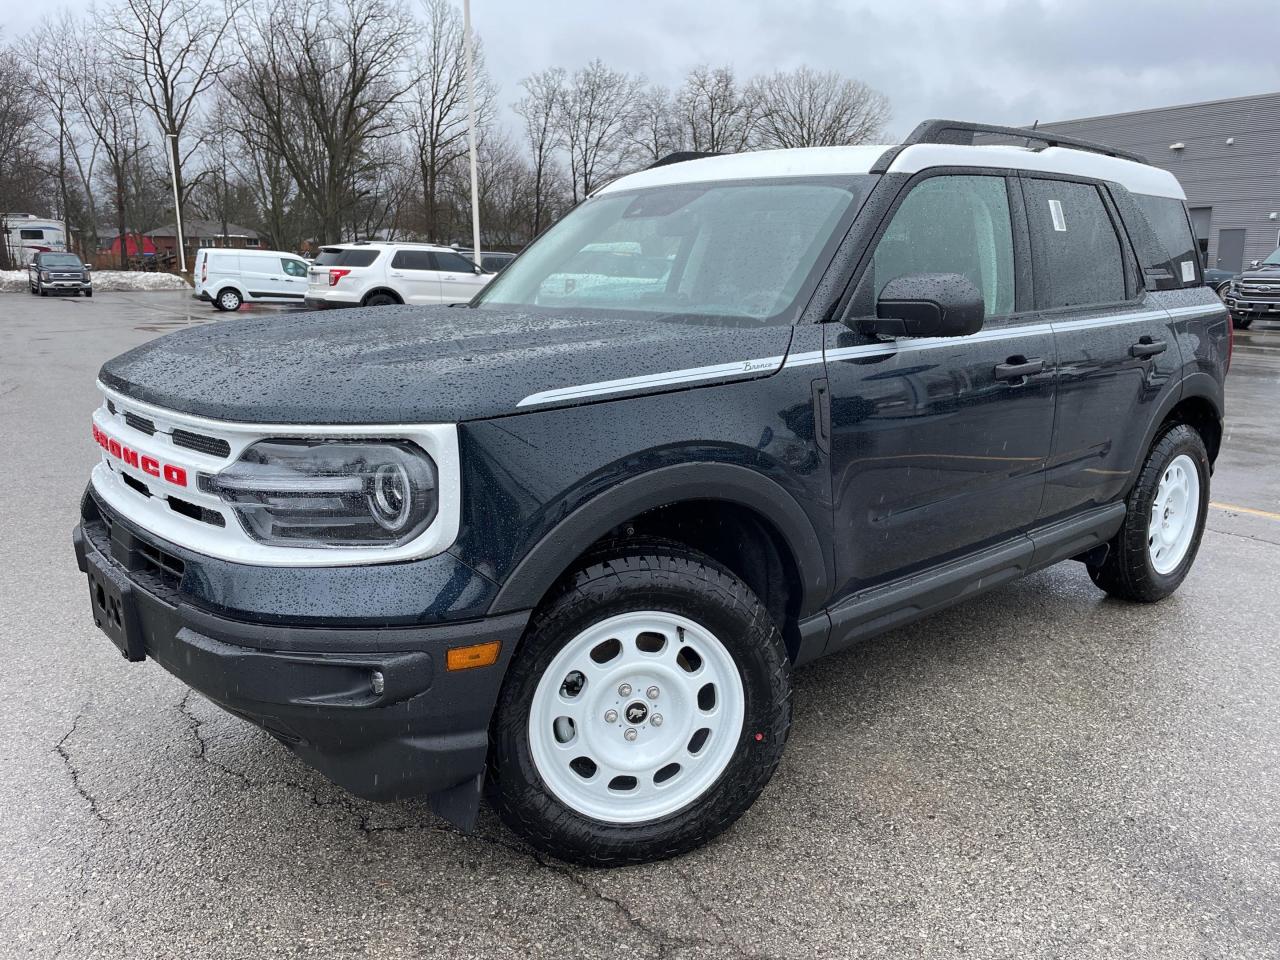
165,132 -> 187,273
462,0 -> 482,269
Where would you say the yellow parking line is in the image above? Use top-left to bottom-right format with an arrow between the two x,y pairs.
1210,501 -> 1280,522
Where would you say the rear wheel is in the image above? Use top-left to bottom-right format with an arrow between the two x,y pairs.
489,544 -> 791,866
364,292 -> 399,307
1088,423 -> 1210,602
215,288 -> 242,311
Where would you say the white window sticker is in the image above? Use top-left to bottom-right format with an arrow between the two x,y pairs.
1048,199 -> 1067,232
1181,260 -> 1195,282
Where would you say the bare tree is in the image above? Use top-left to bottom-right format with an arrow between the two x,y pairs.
0,43 -> 47,267
677,65 -> 754,153
748,67 -> 890,148
407,0 -> 494,242
67,44 -> 150,269
631,85 -> 683,163
558,59 -> 644,203
20,16 -> 87,253
514,67 -> 566,237
231,0 -> 418,243
108,0 -> 248,238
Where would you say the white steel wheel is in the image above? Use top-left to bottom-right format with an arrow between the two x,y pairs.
217,289 -> 242,311
527,610 -> 745,824
1148,453 -> 1201,575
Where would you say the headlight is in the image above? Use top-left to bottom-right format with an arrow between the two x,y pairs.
41,271 -> 50,281
209,439 -> 438,548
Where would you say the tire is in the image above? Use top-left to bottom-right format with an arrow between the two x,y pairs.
489,543 -> 791,866
1088,423 -> 1210,603
38,282 -> 47,297
1232,315 -> 1253,330
364,292 -> 398,307
84,290 -> 93,298
215,288 -> 242,312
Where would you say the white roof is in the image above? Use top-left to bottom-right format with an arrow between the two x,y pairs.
599,142 -> 1185,200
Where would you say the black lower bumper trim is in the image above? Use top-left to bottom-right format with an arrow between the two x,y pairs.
74,519 -> 529,816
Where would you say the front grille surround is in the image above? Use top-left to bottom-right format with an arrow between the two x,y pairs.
92,382 -> 462,567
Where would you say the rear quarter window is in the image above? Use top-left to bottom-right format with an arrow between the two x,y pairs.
314,248 -> 382,267
1134,194 -> 1201,287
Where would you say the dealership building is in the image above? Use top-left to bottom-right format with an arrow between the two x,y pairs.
1038,92 -> 1280,274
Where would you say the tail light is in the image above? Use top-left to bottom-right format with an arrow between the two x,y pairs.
1225,313 -> 1234,373
329,269 -> 351,286
200,260 -> 207,282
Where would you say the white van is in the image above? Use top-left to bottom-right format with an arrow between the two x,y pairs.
193,248 -> 311,311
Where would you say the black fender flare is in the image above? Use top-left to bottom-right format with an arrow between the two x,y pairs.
1130,372 -> 1224,484
487,462 -> 831,618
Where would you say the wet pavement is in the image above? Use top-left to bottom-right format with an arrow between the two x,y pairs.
2,292 -> 1279,959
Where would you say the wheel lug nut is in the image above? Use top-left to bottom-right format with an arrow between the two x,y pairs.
604,709 -> 618,723
624,728 -> 638,742
618,683 -> 632,697
651,714 -> 663,727
646,685 -> 660,700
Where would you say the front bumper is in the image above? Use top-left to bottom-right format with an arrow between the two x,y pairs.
40,278 -> 91,292
72,493 -> 527,823
1225,294 -> 1280,316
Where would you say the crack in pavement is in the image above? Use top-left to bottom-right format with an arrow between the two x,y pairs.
176,691 -> 252,788
166,695 -> 775,958
53,707 -> 110,826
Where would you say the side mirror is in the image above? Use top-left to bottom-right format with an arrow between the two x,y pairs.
1250,259 -> 1261,269
858,272 -> 985,338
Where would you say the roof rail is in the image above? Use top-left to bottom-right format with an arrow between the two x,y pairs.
648,151 -> 721,169
870,119 -> 1147,173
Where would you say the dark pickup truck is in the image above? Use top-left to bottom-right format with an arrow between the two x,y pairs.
1223,247 -> 1280,329
73,120 -> 1229,866
29,251 -> 92,297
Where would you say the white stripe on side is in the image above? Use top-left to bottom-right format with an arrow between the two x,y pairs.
515,355 -> 786,408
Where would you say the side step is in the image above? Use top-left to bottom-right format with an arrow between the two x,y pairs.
820,503 -> 1125,657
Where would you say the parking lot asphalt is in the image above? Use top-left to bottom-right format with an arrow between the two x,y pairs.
2,291 -> 1279,959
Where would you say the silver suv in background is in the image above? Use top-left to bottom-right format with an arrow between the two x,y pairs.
305,241 -> 494,308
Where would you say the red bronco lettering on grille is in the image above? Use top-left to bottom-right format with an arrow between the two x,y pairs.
92,423 -> 188,487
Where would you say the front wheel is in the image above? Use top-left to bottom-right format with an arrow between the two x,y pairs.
1231,314 -> 1253,330
1089,423 -> 1210,603
489,545 -> 791,866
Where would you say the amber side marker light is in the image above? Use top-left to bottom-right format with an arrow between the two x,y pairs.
447,640 -> 502,671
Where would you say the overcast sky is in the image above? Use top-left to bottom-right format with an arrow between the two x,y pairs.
5,0 -> 1277,138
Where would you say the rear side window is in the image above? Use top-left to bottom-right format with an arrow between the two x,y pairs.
391,250 -> 434,270
19,229 -> 44,240
313,247 -> 381,267
1134,194 -> 1200,287
1023,179 -> 1126,308
431,251 -> 478,272
868,174 -> 1016,317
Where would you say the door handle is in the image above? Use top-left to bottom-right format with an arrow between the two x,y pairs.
994,356 -> 1045,382
1130,337 -> 1167,358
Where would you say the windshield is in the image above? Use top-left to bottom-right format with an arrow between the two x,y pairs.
41,254 -> 82,267
1263,248 -> 1280,266
477,176 -> 873,323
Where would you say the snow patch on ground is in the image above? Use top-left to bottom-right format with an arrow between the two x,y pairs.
0,270 -> 190,293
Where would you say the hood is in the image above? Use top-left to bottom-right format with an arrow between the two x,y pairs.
1240,262 -> 1280,281
99,305 -> 795,424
